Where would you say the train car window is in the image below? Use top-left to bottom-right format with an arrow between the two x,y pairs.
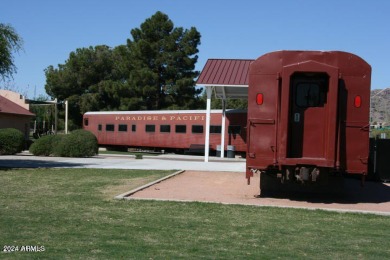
175,125 -> 186,133
192,125 -> 203,134
160,125 -> 171,133
210,125 -> 222,134
106,124 -> 114,131
228,125 -> 241,134
294,73 -> 328,108
132,125 -> 136,132
145,125 -> 155,133
98,124 -> 102,131
118,124 -> 127,132
84,118 -> 89,126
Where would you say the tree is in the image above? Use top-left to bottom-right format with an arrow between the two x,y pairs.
0,23 -> 23,81
126,11 -> 202,110
44,12 -> 203,128
45,45 -> 127,127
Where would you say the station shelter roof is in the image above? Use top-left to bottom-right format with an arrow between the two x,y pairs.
196,59 -> 254,99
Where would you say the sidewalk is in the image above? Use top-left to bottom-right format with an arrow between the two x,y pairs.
0,152 -> 246,172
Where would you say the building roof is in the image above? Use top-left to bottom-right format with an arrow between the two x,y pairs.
196,59 -> 254,99
0,95 -> 35,117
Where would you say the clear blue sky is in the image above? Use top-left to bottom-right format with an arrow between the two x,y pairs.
2,0 -> 390,98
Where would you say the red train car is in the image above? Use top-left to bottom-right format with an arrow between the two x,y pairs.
83,110 -> 247,154
246,51 -> 371,192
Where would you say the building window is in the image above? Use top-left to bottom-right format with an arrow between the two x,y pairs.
175,125 -> 186,133
228,125 -> 241,134
106,124 -> 114,131
160,125 -> 171,133
145,125 -> 155,133
98,124 -> 102,131
118,124 -> 127,132
132,124 -> 136,132
192,125 -> 203,134
210,125 -> 222,134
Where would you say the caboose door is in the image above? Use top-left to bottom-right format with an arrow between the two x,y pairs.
279,61 -> 339,167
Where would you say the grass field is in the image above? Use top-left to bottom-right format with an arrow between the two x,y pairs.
1,168 -> 389,259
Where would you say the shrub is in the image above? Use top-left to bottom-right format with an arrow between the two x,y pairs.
0,128 -> 25,155
29,135 -> 65,156
53,130 -> 98,157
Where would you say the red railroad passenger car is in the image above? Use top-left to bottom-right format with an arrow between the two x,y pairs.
246,51 -> 371,192
83,110 -> 247,154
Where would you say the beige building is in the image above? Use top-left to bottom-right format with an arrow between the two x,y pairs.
0,90 -> 35,139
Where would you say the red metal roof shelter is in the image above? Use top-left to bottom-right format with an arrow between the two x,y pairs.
197,59 -> 253,99
196,59 -> 254,161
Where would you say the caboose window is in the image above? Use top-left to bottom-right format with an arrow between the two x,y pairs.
98,124 -> 102,131
192,125 -> 203,134
106,124 -> 114,131
118,124 -> 127,132
210,125 -> 222,134
84,118 -> 89,126
145,125 -> 155,132
160,125 -> 171,133
132,124 -> 136,132
175,125 -> 186,133
293,73 -> 328,108
296,83 -> 321,107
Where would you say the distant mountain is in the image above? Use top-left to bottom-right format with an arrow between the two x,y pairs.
370,88 -> 390,126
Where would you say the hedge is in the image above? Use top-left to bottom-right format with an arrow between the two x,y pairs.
29,130 -> 98,157
53,130 -> 98,157
0,128 -> 25,155
29,135 -> 64,156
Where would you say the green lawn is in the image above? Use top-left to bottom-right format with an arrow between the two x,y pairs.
1,168 -> 389,259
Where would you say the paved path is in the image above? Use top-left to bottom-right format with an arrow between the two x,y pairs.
0,152 -> 246,172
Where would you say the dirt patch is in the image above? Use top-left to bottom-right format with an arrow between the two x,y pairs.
129,171 -> 390,215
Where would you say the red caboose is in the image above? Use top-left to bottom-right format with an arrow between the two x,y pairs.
246,51 -> 371,192
83,110 -> 247,154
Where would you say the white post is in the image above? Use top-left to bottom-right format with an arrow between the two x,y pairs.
204,86 -> 212,162
65,100 -> 69,134
54,98 -> 58,134
220,99 -> 226,158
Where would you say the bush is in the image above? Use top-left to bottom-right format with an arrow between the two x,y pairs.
29,135 -> 65,156
53,130 -> 98,157
0,128 -> 25,155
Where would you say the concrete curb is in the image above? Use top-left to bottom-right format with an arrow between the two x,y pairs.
114,169 -> 185,199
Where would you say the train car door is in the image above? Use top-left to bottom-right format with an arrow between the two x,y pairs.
289,73 -> 328,158
278,61 -> 339,167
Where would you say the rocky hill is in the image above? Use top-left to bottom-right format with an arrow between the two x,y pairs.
370,88 -> 390,127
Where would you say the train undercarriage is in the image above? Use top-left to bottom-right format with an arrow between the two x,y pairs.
252,166 -> 346,197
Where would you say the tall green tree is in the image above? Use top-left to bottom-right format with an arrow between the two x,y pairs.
44,12 -> 202,128
0,23 -> 23,81
45,45 -> 125,127
126,11 -> 202,110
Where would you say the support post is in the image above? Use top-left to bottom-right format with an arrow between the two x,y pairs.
204,86 -> 212,162
65,100 -> 68,134
54,98 -> 58,134
220,98 -> 226,158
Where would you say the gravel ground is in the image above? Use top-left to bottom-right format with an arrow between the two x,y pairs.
130,170 -> 390,216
